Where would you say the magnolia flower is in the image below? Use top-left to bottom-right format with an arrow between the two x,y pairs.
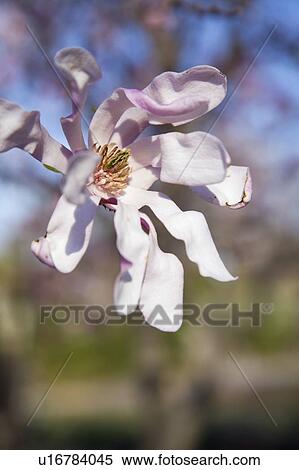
0,48 -> 251,332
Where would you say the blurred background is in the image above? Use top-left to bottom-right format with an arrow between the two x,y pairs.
0,0 -> 299,450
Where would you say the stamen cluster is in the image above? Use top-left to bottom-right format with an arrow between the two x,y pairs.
92,142 -> 131,195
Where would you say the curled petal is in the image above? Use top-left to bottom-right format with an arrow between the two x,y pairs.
123,65 -> 227,125
114,202 -> 149,313
31,237 -> 55,268
54,47 -> 102,151
194,166 -> 252,208
139,214 -> 184,332
32,195 -> 98,273
130,131 -> 228,186
54,47 -> 101,102
120,187 -> 236,282
0,99 -> 71,173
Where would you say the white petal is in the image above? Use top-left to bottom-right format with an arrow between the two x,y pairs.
120,187 -> 236,282
62,150 -> 99,205
129,166 -> 160,190
0,98 -> 71,173
130,132 -> 228,186
31,237 -> 55,268
139,214 -> 184,332
109,106 -> 148,148
55,47 -> 101,152
194,166 -> 252,208
32,195 -> 98,273
159,132 -> 229,186
60,113 -> 86,153
113,202 -> 149,313
129,135 -> 161,171
89,89 -> 139,148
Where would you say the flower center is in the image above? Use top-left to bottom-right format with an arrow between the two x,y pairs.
92,142 -> 131,195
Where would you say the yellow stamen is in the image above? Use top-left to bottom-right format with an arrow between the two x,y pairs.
92,142 -> 131,195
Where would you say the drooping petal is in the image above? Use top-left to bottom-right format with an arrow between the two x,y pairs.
113,203 -> 184,331
114,202 -> 149,313
120,187 -> 236,282
123,65 -> 227,125
0,98 -> 71,173
139,214 -> 184,332
31,237 -> 55,269
130,131 -> 228,186
89,88 -> 146,148
194,166 -> 252,209
62,150 -> 99,205
54,47 -> 102,152
31,194 -> 98,273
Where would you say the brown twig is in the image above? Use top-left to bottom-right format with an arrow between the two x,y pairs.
171,0 -> 249,16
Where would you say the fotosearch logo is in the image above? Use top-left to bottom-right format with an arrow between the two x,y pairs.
40,303 -> 273,328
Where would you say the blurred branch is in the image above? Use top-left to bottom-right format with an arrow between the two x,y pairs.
171,0 -> 250,16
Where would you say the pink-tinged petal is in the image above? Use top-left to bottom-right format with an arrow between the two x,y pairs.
139,214 -> 184,332
120,187 -> 236,282
62,150 -> 99,205
54,48 -> 101,152
123,65 -> 227,125
114,202 -> 149,313
32,195 -> 98,273
109,106 -> 148,148
31,237 -> 55,269
194,166 -> 252,208
89,89 -> 138,148
0,99 -> 71,173
130,132 -> 228,186
129,166 -> 160,190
